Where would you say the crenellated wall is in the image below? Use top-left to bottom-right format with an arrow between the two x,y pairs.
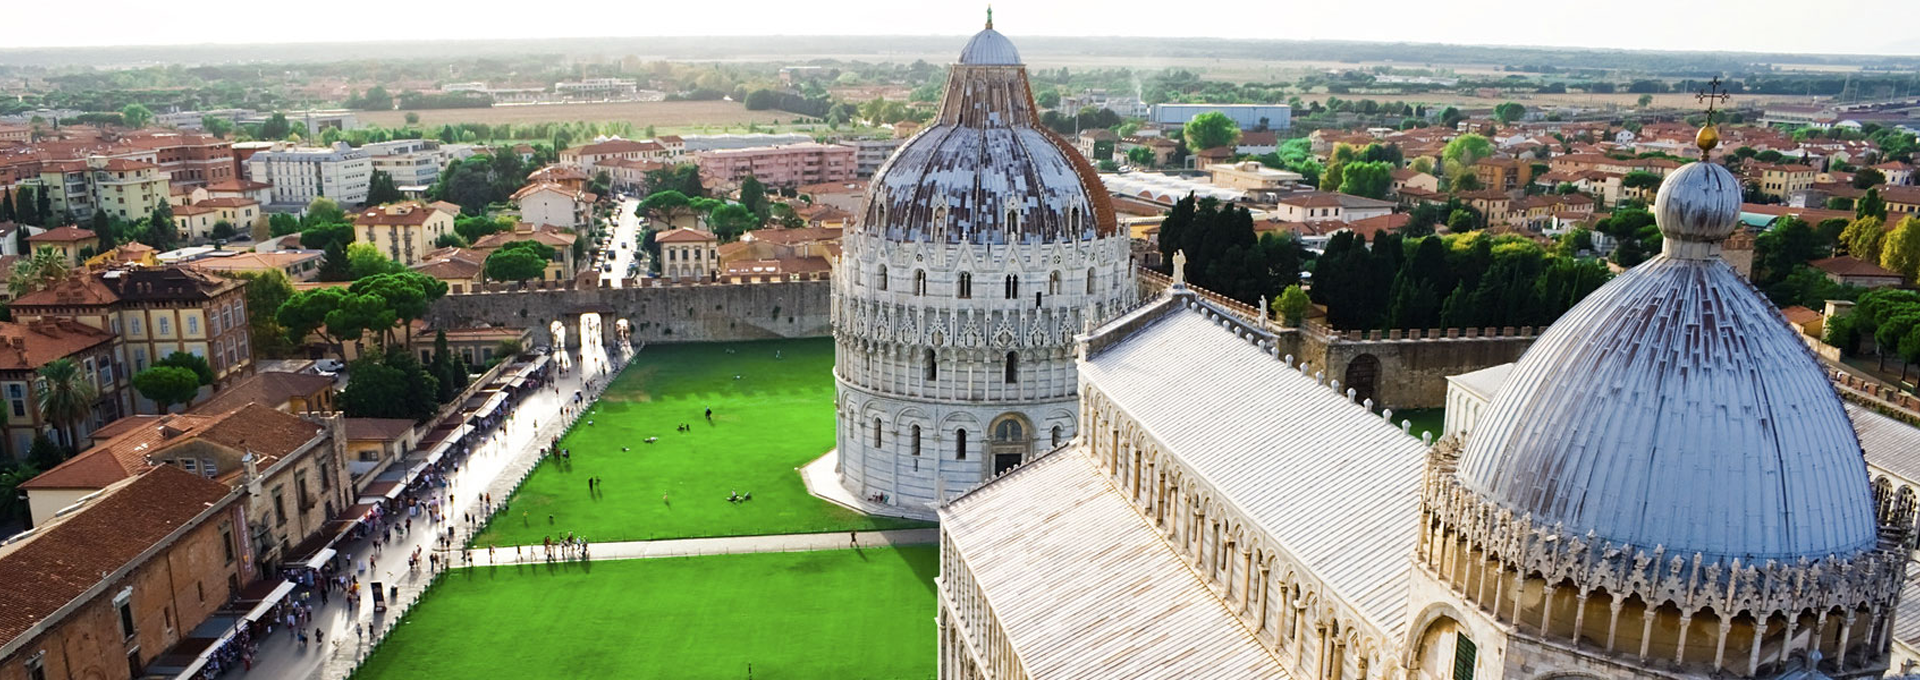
424,279 -> 833,348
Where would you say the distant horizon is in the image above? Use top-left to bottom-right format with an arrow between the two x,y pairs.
4,0 -> 1916,58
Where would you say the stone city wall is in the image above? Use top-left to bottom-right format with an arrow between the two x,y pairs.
426,279 -> 833,348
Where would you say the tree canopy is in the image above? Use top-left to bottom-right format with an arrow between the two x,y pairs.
1182,112 -> 1241,152
132,366 -> 200,414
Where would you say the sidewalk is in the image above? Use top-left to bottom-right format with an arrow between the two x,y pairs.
239,344 -> 628,680
454,527 -> 940,567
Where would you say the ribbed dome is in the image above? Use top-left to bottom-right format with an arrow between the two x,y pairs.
959,28 -> 1021,65
859,26 -> 1115,246
1454,161 -> 1879,563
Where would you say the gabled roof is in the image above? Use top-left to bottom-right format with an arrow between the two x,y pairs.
202,179 -> 272,192
411,248 -> 486,280
1780,305 -> 1822,326
509,182 -> 594,203
26,226 -> 96,243
188,371 -> 335,416
343,417 -> 415,442
352,201 -> 449,227
0,466 -> 235,649
23,404 -> 321,490
655,228 -> 717,244
1811,255 -> 1902,278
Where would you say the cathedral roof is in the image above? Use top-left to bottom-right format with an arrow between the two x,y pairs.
859,24 -> 1116,246
1080,294 -> 1429,638
940,447 -> 1288,679
1455,159 -> 1879,563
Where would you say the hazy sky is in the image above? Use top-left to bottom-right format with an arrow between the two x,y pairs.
8,0 -> 1917,55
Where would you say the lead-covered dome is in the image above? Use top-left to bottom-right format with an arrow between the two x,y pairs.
1454,159 -> 1878,563
859,23 -> 1116,246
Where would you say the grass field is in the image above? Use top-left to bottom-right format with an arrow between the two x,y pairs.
354,547 -> 937,680
1394,408 -> 1445,441
472,338 -> 926,547
359,100 -> 789,130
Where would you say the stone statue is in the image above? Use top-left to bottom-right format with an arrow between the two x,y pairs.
1171,250 -> 1187,287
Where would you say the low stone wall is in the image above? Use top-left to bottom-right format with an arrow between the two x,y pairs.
426,279 -> 833,347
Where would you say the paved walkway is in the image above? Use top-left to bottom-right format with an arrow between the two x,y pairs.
799,449 -> 941,522
240,344 -> 628,680
451,527 -> 940,567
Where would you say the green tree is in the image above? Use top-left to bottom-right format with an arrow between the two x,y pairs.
155,351 -> 214,386
1126,146 -> 1155,167
210,220 -> 237,241
120,103 -> 155,129
1857,188 -> 1888,220
430,330 -> 469,402
318,240 -> 351,281
708,204 -> 759,242
1492,102 -> 1526,125
484,244 -> 550,282
268,213 -> 301,237
1842,216 -> 1887,262
454,215 -> 510,244
1337,161 -> 1394,199
1882,216 -> 1920,281
233,268 -> 296,359
1636,94 -> 1654,108
0,462 -> 42,522
1182,112 -> 1241,151
1277,284 -> 1310,326
35,358 -> 98,449
638,189 -> 696,225
1853,167 -> 1887,189
404,112 -> 420,125
261,112 -> 292,140
739,176 -> 771,220
278,286 -> 350,355
304,197 -> 347,226
8,247 -> 71,298
365,169 -> 404,205
346,242 -> 402,279
146,202 -> 176,250
201,115 -> 235,139
26,434 -> 66,470
349,271 -> 447,345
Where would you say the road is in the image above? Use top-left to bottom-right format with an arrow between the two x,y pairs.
598,196 -> 644,288
240,344 -> 625,680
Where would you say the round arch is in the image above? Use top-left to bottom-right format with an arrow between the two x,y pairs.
1345,353 -> 1382,406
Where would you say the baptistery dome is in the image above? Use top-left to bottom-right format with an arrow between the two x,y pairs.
860,26 -> 1116,246
1454,159 -> 1878,563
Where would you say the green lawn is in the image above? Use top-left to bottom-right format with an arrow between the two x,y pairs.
474,338 -> 926,546
1393,407 -> 1445,441
354,547 -> 937,680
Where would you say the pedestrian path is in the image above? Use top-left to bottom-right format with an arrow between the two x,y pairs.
450,527 -> 940,567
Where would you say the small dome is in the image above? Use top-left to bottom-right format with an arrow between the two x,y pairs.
1454,162 -> 1879,563
959,28 -> 1021,65
1652,160 -> 1741,255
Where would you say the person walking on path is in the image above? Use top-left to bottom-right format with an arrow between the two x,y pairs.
850,531 -> 857,548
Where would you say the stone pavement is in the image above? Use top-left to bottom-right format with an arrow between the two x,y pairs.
800,449 -> 941,522
450,527 -> 941,567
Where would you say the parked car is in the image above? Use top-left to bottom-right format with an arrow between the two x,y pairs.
315,358 -> 345,374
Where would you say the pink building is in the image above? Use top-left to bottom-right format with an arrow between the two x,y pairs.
693,142 -> 856,188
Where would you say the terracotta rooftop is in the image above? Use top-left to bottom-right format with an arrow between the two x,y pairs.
411,248 -> 486,280
742,226 -> 842,246
1780,305 -> 1822,326
343,418 -> 414,442
22,404 -> 321,491
10,272 -> 119,308
26,226 -> 97,243
509,182 -> 595,203
352,201 -> 449,227
195,197 -> 258,208
202,179 -> 272,192
1811,256 -> 1902,278
655,228 -> 717,244
0,319 -> 114,372
0,466 -> 235,649
186,251 -> 323,275
188,371 -> 335,416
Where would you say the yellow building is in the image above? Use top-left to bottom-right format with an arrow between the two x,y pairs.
656,228 -> 718,279
173,197 -> 265,243
351,201 -> 455,266
1752,162 -> 1815,201
34,157 -> 172,222
25,226 -> 101,266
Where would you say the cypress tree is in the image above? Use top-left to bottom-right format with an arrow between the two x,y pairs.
35,188 -> 51,226
0,187 -> 13,222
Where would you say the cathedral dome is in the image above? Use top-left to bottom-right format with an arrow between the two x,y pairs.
1453,160 -> 1879,563
859,24 -> 1116,246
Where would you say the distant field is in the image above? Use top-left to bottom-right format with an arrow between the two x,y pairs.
358,100 -> 789,129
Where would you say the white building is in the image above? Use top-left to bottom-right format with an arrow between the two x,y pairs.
511,183 -> 596,230
1151,103 -> 1292,132
554,78 -> 638,99
245,141 -> 372,208
361,138 -> 446,190
838,138 -> 905,178
833,23 -> 1134,511
937,136 -> 1909,680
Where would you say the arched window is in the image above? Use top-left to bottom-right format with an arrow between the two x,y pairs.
911,425 -> 922,456
1004,351 -> 1018,384
873,418 -> 883,448
994,418 -> 1023,442
1051,425 -> 1062,447
955,429 -> 968,460
914,270 -> 926,296
1005,274 -> 1018,299
877,264 -> 888,291
1070,206 -> 1082,232
1048,271 -> 1061,295
957,272 -> 972,299
1086,268 -> 1097,294
1006,207 -> 1020,234
924,348 -> 937,381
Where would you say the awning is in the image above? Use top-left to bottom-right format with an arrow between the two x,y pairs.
302,548 -> 337,570
357,481 -> 400,504
422,439 -> 454,466
240,580 -> 295,622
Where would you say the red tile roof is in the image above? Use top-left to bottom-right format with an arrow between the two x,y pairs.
188,371 -> 335,416
655,228 -> 717,244
0,466 -> 235,649
352,201 -> 449,227
202,179 -> 272,192
0,319 -> 115,372
1811,256 -> 1901,278
26,226 -> 96,243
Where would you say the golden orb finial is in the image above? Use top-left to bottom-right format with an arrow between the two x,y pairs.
1696,124 -> 1720,153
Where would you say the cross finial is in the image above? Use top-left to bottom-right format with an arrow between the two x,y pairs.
1693,76 -> 1732,153
985,5 -> 993,29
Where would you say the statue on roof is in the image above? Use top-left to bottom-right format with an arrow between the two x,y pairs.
1171,250 -> 1187,287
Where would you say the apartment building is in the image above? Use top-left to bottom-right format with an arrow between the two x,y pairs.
172,197 -> 264,243
554,78 -> 638,98
693,143 -> 855,188
558,138 -> 668,172
25,227 -> 100,266
244,141 -> 371,208
30,157 -> 170,221
361,138 -> 447,189
0,319 -> 129,458
1751,162 -> 1816,202
656,228 -> 718,280
122,132 -> 237,188
510,183 -> 595,230
838,138 -> 904,178
350,201 -> 455,265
